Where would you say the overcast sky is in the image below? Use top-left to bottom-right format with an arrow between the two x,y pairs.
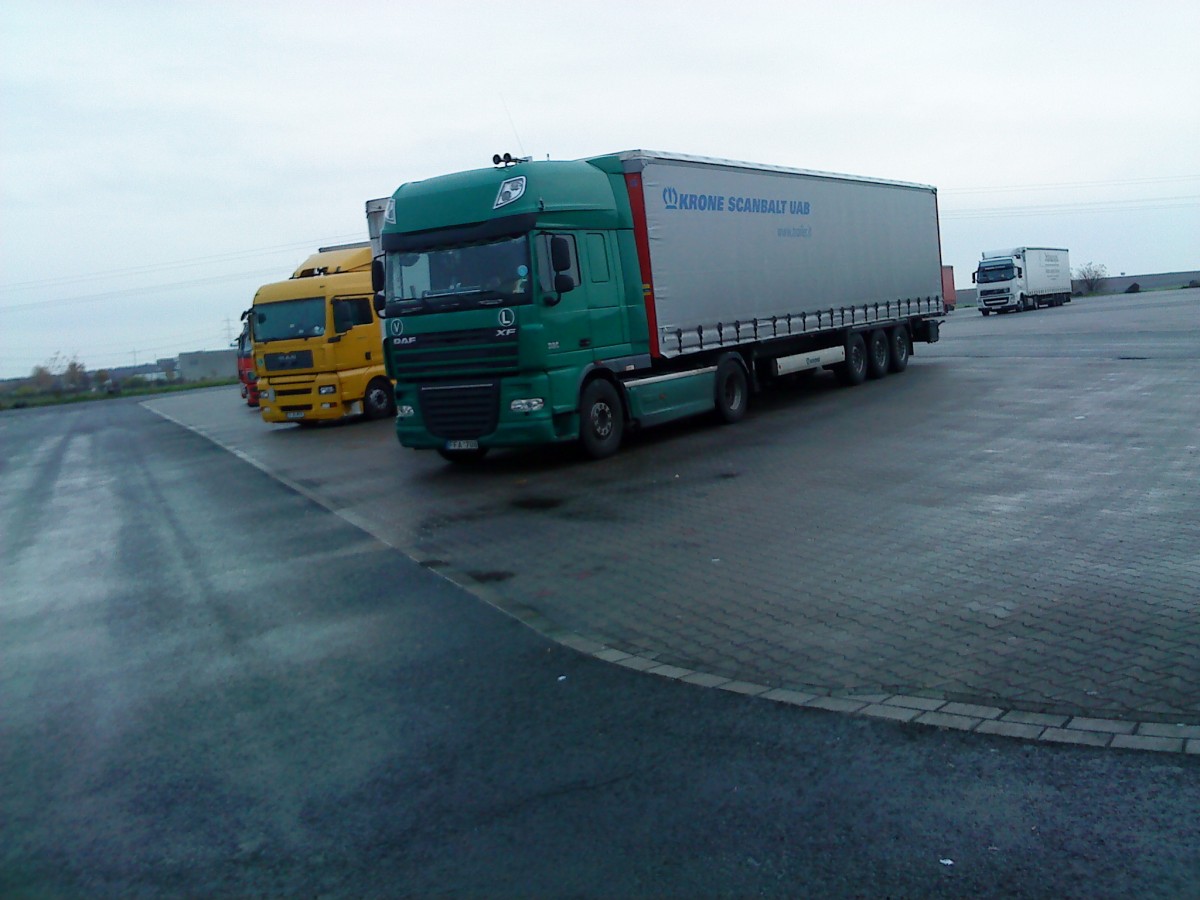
2,0 -> 1197,379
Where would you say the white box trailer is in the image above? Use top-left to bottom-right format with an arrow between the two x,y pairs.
625,151 -> 945,357
975,247 -> 1071,313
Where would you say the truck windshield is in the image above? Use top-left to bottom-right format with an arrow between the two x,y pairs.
977,265 -> 1016,284
254,297 -> 327,342
385,235 -> 531,314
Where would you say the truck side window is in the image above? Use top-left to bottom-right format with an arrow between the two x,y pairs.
333,296 -> 374,332
536,233 -> 579,292
586,233 -> 610,283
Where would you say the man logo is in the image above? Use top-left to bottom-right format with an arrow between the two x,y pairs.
498,308 -> 516,327
389,319 -> 404,337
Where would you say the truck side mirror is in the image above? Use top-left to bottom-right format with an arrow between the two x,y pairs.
373,292 -> 386,316
372,258 -> 385,293
550,235 -> 572,273
554,273 -> 576,294
971,272 -> 977,283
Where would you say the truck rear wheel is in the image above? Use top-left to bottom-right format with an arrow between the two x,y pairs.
837,333 -> 868,386
363,378 -> 396,419
579,378 -> 624,460
714,356 -> 748,424
866,330 -> 889,379
888,326 -> 909,372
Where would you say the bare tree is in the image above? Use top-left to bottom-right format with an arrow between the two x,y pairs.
63,357 -> 90,392
29,365 -> 54,392
1075,262 -> 1107,294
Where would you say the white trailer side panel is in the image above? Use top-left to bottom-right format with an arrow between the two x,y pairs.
1024,248 -> 1071,294
628,154 -> 943,358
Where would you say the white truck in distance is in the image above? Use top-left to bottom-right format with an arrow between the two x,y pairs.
974,247 -> 1071,315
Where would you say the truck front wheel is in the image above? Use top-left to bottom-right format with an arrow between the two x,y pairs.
579,379 -> 624,460
837,333 -> 868,386
363,378 -> 396,419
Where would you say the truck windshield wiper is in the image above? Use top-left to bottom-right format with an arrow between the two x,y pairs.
423,287 -> 485,301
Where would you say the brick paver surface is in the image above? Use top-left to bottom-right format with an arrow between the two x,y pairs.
149,291 -> 1200,723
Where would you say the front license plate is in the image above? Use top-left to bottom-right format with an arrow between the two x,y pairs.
445,440 -> 478,450
286,411 -> 304,420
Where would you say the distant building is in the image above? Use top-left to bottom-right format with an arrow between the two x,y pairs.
107,363 -> 166,383
178,350 -> 236,382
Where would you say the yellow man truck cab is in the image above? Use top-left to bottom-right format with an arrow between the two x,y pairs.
254,240 -> 394,424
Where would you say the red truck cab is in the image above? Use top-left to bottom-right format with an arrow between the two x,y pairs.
237,310 -> 259,406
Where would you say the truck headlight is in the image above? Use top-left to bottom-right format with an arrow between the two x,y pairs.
510,398 -> 545,413
318,384 -> 336,395
397,405 -> 415,418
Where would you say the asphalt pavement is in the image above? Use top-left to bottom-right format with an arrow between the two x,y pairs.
146,290 -> 1200,737
2,295 -> 1199,897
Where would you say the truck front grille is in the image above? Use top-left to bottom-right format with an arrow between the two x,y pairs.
264,350 -> 314,371
420,382 -> 499,440
391,326 -> 519,378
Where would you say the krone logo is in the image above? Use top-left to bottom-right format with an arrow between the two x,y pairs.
389,319 -> 404,337
662,187 -> 679,209
498,308 -> 516,327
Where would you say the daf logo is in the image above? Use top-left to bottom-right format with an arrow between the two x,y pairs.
498,308 -> 515,327
388,319 -> 404,337
493,176 -> 526,209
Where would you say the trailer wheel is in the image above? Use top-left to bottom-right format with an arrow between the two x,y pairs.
837,333 -> 868,386
579,378 -> 624,460
866,330 -> 890,379
714,356 -> 748,424
888,327 -> 910,373
363,377 -> 396,419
